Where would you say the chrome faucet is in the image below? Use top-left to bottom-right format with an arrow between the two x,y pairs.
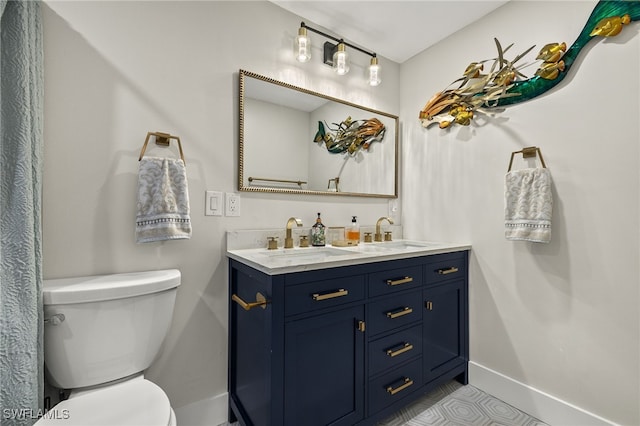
285,217 -> 303,248
375,216 -> 394,242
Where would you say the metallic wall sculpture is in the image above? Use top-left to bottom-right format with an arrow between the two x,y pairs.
314,117 -> 386,155
419,0 -> 640,130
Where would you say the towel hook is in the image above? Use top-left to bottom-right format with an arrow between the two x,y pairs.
139,131 -> 185,164
507,146 -> 546,172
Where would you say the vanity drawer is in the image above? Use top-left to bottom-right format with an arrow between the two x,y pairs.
369,324 -> 422,377
424,252 -> 467,286
368,358 -> 422,415
284,275 -> 365,317
369,265 -> 422,297
367,290 -> 422,336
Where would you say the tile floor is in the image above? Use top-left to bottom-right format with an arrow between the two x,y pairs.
377,381 -> 548,425
223,380 -> 549,425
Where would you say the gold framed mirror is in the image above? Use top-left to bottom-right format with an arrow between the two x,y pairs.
239,70 -> 398,198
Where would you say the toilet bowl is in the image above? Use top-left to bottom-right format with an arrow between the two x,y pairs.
36,270 -> 181,425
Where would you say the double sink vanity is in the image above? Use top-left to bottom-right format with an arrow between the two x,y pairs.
233,70 -> 469,425
227,229 -> 471,426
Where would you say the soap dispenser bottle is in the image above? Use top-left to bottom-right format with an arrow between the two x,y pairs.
346,216 -> 360,243
310,212 -> 326,247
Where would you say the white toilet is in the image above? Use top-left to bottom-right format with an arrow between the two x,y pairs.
37,269 -> 181,425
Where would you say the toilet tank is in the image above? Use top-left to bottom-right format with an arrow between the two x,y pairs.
43,269 -> 181,389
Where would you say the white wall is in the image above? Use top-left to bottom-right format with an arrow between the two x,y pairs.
41,0 -> 399,422
400,1 -> 639,425
244,97 -> 310,188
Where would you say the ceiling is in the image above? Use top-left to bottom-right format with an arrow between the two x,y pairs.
270,1 -> 510,63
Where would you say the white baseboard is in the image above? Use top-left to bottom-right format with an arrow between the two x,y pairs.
173,391 -> 228,426
469,362 -> 617,426
173,366 -> 618,426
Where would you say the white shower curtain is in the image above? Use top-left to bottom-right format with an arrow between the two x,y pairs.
0,1 -> 44,425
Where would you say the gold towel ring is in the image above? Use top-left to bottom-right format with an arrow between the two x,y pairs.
507,146 -> 546,172
139,131 -> 185,164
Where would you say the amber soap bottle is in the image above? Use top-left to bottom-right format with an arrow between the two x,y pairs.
346,216 -> 360,243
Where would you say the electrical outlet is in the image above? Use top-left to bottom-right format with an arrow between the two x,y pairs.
388,199 -> 399,218
225,192 -> 241,217
205,191 -> 223,216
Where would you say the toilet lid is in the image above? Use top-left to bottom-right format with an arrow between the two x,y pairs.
36,379 -> 171,425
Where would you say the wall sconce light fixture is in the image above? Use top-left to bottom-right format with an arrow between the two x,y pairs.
295,22 -> 381,86
295,26 -> 311,63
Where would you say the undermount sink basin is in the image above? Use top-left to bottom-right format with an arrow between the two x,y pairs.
355,244 -> 394,253
352,240 -> 441,252
260,247 -> 351,259
377,240 -> 438,249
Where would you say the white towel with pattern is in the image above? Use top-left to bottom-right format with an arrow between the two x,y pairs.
504,168 -> 552,243
136,157 -> 192,243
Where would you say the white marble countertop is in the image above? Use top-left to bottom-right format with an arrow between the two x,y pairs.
226,239 -> 471,275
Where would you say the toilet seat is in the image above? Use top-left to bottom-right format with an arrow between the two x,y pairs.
36,379 -> 174,425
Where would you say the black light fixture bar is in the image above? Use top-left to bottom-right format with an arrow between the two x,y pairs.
300,22 -> 376,59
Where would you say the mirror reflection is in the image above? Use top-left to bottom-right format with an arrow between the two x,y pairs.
239,70 -> 398,198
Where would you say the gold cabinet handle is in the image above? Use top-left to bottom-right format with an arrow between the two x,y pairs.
386,377 -> 414,395
386,276 -> 413,286
386,343 -> 413,357
312,288 -> 348,301
437,266 -> 459,275
386,306 -> 413,319
357,320 -> 366,333
232,292 -> 268,310
426,301 -> 433,311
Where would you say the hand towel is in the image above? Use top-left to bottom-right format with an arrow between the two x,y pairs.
504,167 -> 552,243
136,157 -> 191,243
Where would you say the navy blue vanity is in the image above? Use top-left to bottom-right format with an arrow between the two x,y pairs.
228,245 -> 469,426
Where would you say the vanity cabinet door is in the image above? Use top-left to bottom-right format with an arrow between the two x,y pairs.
423,280 -> 467,383
228,265 -> 275,426
284,305 -> 365,426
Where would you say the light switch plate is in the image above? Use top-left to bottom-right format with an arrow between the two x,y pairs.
205,191 -> 223,216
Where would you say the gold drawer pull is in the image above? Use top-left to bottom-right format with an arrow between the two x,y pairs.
386,307 -> 413,319
437,266 -> 459,275
386,276 -> 413,286
232,292 -> 268,311
386,377 -> 414,395
386,343 -> 413,357
312,288 -> 348,301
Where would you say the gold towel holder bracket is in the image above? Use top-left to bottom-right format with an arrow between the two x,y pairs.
139,131 -> 185,164
507,146 -> 546,172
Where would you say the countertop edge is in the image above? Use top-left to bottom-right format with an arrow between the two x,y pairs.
227,243 -> 471,275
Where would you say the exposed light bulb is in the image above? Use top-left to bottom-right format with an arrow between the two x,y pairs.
295,27 -> 311,63
333,42 -> 349,75
368,56 -> 381,86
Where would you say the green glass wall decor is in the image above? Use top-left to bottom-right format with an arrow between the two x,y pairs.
419,0 -> 640,130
